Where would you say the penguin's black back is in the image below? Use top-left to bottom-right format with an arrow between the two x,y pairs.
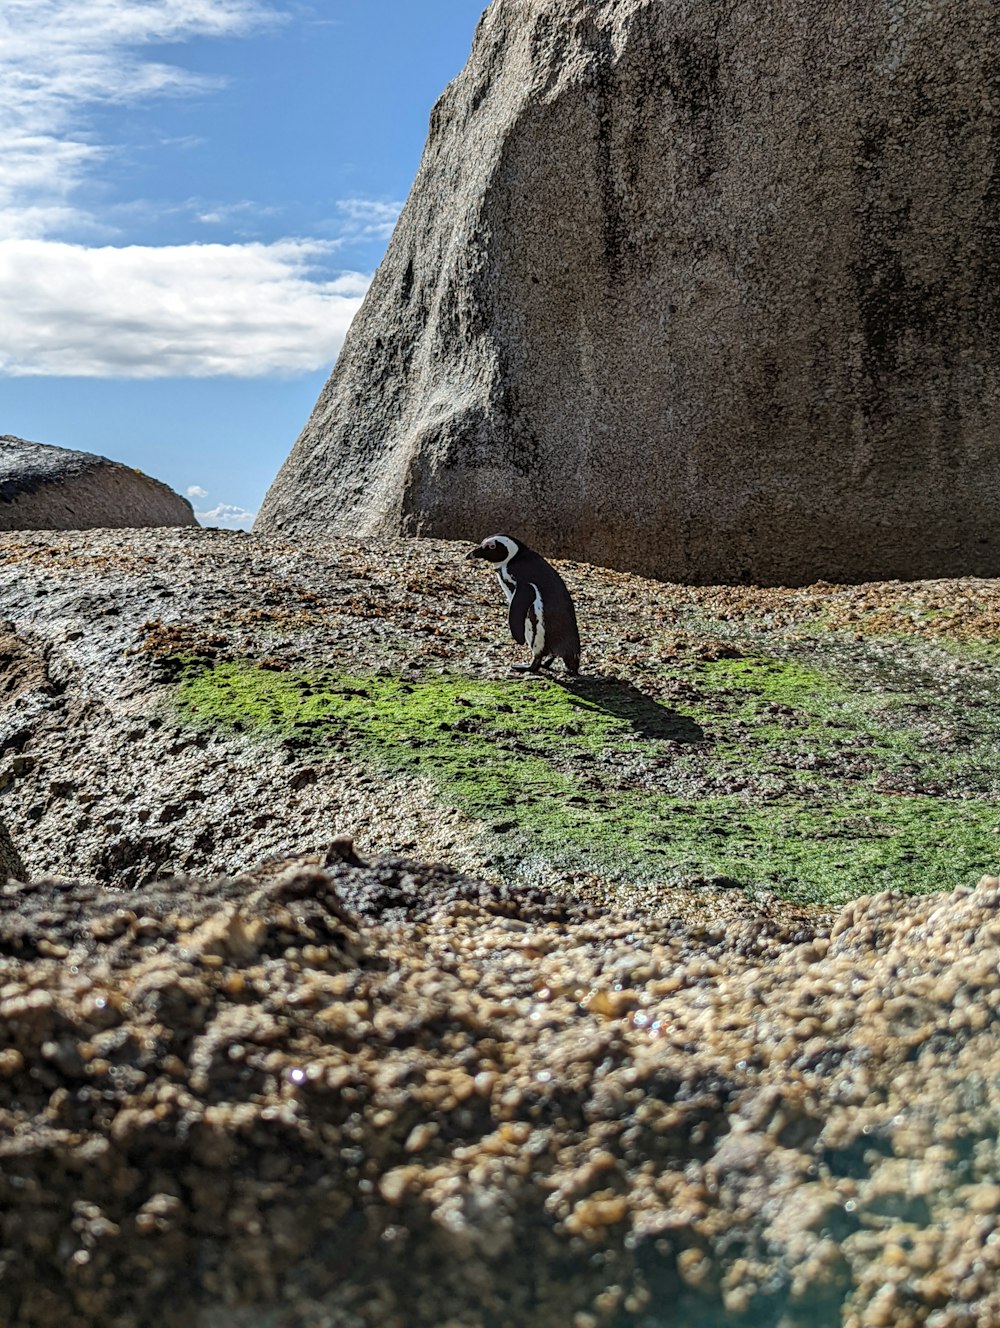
509,543 -> 580,666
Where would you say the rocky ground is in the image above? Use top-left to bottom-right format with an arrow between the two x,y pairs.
1,528 -> 1000,1326
0,528 -> 997,905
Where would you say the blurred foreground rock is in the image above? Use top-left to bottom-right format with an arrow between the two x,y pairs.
0,436 -> 196,531
3,857 -> 1000,1328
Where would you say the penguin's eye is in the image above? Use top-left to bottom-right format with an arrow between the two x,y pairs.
487,540 -> 496,550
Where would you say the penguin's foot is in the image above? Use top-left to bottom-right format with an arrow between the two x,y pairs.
511,662 -> 544,675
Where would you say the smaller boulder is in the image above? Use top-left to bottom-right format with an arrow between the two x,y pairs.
0,436 -> 196,531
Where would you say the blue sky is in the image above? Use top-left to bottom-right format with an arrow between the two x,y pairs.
0,0 -> 485,526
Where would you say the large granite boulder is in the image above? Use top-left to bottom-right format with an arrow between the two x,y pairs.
257,0 -> 1000,585
0,436 -> 196,531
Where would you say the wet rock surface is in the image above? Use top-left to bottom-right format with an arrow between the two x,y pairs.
3,860 -> 1000,1327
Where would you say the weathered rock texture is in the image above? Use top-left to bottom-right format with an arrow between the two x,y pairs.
0,815 -> 24,881
4,862 -> 1000,1327
0,437 -> 196,531
257,0 -> 1000,585
1,527 -> 998,905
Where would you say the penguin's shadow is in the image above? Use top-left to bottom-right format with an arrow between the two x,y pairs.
550,675 -> 706,744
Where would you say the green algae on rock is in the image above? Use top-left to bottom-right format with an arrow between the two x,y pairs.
172,659 -> 999,906
2,528 -> 998,904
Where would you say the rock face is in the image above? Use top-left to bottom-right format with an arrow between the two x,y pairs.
257,0 -> 1000,585
0,436 -> 196,531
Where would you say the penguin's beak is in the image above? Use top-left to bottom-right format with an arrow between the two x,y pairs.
466,545 -> 485,560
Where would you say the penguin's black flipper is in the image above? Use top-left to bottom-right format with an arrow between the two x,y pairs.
507,581 -> 534,645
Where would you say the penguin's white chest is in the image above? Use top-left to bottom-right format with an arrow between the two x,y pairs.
497,566 -> 516,605
524,583 -> 545,654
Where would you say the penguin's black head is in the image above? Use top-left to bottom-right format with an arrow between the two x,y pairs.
466,535 -> 520,564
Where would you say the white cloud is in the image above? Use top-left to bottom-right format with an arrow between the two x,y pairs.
0,1 -> 389,380
186,485 -> 256,528
0,238 -> 370,377
335,198 -> 403,244
195,200 -> 280,228
195,501 -> 256,529
0,0 -> 283,241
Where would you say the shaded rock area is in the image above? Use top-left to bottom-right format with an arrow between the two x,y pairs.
0,436 -> 196,531
257,0 -> 1000,585
3,858 -> 1000,1327
0,813 -> 24,881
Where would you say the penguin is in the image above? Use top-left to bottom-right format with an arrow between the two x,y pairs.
467,534 -> 581,674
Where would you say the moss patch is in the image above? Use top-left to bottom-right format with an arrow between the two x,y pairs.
173,657 -> 999,906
